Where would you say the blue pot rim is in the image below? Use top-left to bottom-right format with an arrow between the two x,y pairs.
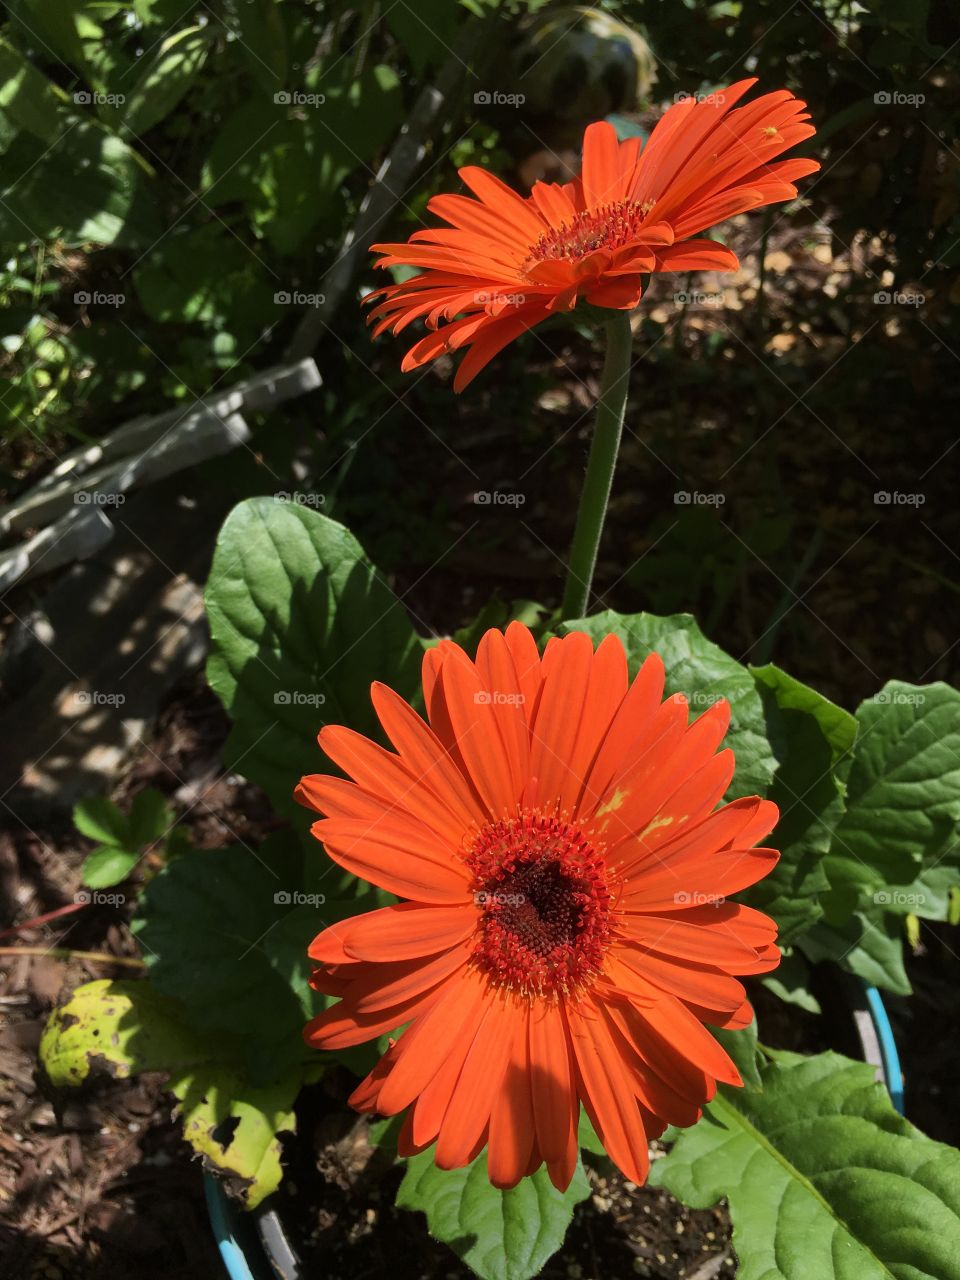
863,982 -> 904,1113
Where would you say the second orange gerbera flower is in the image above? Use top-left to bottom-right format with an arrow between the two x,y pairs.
298,624 -> 780,1191
366,78 -> 818,389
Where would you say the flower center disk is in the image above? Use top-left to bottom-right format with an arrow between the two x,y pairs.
528,199 -> 656,265
466,812 -> 612,998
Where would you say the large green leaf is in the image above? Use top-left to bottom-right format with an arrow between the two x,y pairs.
122,25 -> 211,136
132,834 -> 379,1078
752,662 -> 858,765
40,979 -> 306,1208
562,610 -> 776,800
7,1 -> 89,75
226,0 -> 287,91
746,665 -> 854,943
132,838 -> 320,1071
652,1050 -> 960,1280
0,123 -> 155,246
133,223 -> 275,329
205,497 -> 422,819
397,1151 -> 591,1280
385,0 -> 462,73
0,36 -> 69,141
801,911 -> 911,996
200,61 -> 402,250
825,681 -> 960,900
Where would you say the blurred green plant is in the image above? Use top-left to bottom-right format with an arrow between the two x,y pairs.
75,786 -> 190,888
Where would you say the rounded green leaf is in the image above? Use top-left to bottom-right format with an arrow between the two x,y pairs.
828,681 -> 960,898
81,845 -> 139,888
205,497 -> 422,818
652,1050 -> 960,1280
40,979 -> 302,1208
397,1151 -> 591,1280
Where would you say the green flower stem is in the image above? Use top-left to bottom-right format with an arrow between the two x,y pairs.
560,310 -> 634,620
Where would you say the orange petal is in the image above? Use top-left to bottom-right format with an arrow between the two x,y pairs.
529,632 -> 595,813
580,119 -> 622,209
369,681 -> 486,829
487,1008 -> 537,1189
376,967 -> 488,1116
338,902 -> 475,962
433,647 -> 523,816
313,815 -> 471,904
567,997 -> 650,1185
528,1001 -> 578,1167
579,652 -> 665,812
352,942 -> 472,1013
435,997 -> 519,1169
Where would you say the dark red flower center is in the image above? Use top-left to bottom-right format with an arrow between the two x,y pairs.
466,812 -> 613,998
528,199 -> 656,264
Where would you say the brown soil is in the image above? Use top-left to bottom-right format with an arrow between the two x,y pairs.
271,1068 -> 734,1280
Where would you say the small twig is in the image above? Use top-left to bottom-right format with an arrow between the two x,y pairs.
0,901 -> 89,941
0,946 -> 145,969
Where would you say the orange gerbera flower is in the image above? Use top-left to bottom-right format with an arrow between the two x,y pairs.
366,78 -> 818,389
297,624 -> 781,1191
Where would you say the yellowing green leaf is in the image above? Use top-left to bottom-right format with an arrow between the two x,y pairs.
40,979 -> 306,1208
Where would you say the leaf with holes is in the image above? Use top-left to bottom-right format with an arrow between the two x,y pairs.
39,979 -> 308,1208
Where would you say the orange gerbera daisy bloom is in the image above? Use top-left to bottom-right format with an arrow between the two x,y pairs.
366,78 -> 818,389
297,624 -> 781,1191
